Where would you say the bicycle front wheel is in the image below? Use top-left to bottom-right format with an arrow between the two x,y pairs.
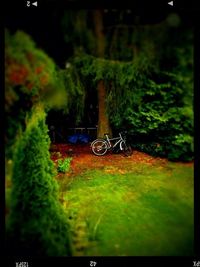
120,141 -> 133,156
91,139 -> 108,156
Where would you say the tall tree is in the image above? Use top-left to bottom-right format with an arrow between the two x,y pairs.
62,10 -> 113,137
93,10 -> 112,137
61,10 -> 193,160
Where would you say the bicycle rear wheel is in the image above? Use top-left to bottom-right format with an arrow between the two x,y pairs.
91,139 -> 108,156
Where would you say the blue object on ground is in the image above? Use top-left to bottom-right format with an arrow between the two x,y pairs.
68,133 -> 91,144
68,134 -> 79,144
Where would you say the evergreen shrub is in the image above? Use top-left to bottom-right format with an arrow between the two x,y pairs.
6,106 -> 71,256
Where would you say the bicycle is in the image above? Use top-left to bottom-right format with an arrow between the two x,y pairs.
91,132 -> 133,156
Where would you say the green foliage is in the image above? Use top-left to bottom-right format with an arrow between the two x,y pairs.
5,30 -> 57,103
108,71 -> 193,161
58,67 -> 85,124
72,53 -> 193,161
6,106 -> 71,256
5,30 -> 68,157
60,10 -> 193,161
57,158 -> 72,173
5,29 -> 69,111
72,53 -> 154,87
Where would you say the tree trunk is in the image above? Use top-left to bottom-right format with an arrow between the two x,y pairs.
97,80 -> 112,138
93,10 -> 112,138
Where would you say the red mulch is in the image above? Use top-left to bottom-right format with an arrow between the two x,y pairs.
50,143 -> 193,177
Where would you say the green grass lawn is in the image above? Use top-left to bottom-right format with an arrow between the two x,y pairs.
59,162 -> 194,256
5,157 -> 194,256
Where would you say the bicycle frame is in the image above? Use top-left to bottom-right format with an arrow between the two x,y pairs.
104,133 -> 124,149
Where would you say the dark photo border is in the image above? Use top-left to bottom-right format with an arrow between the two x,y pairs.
3,0 -> 199,266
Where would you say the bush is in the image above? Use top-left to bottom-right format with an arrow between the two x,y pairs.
108,71 -> 193,161
6,106 -> 71,256
57,158 -> 72,173
5,30 -> 68,158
